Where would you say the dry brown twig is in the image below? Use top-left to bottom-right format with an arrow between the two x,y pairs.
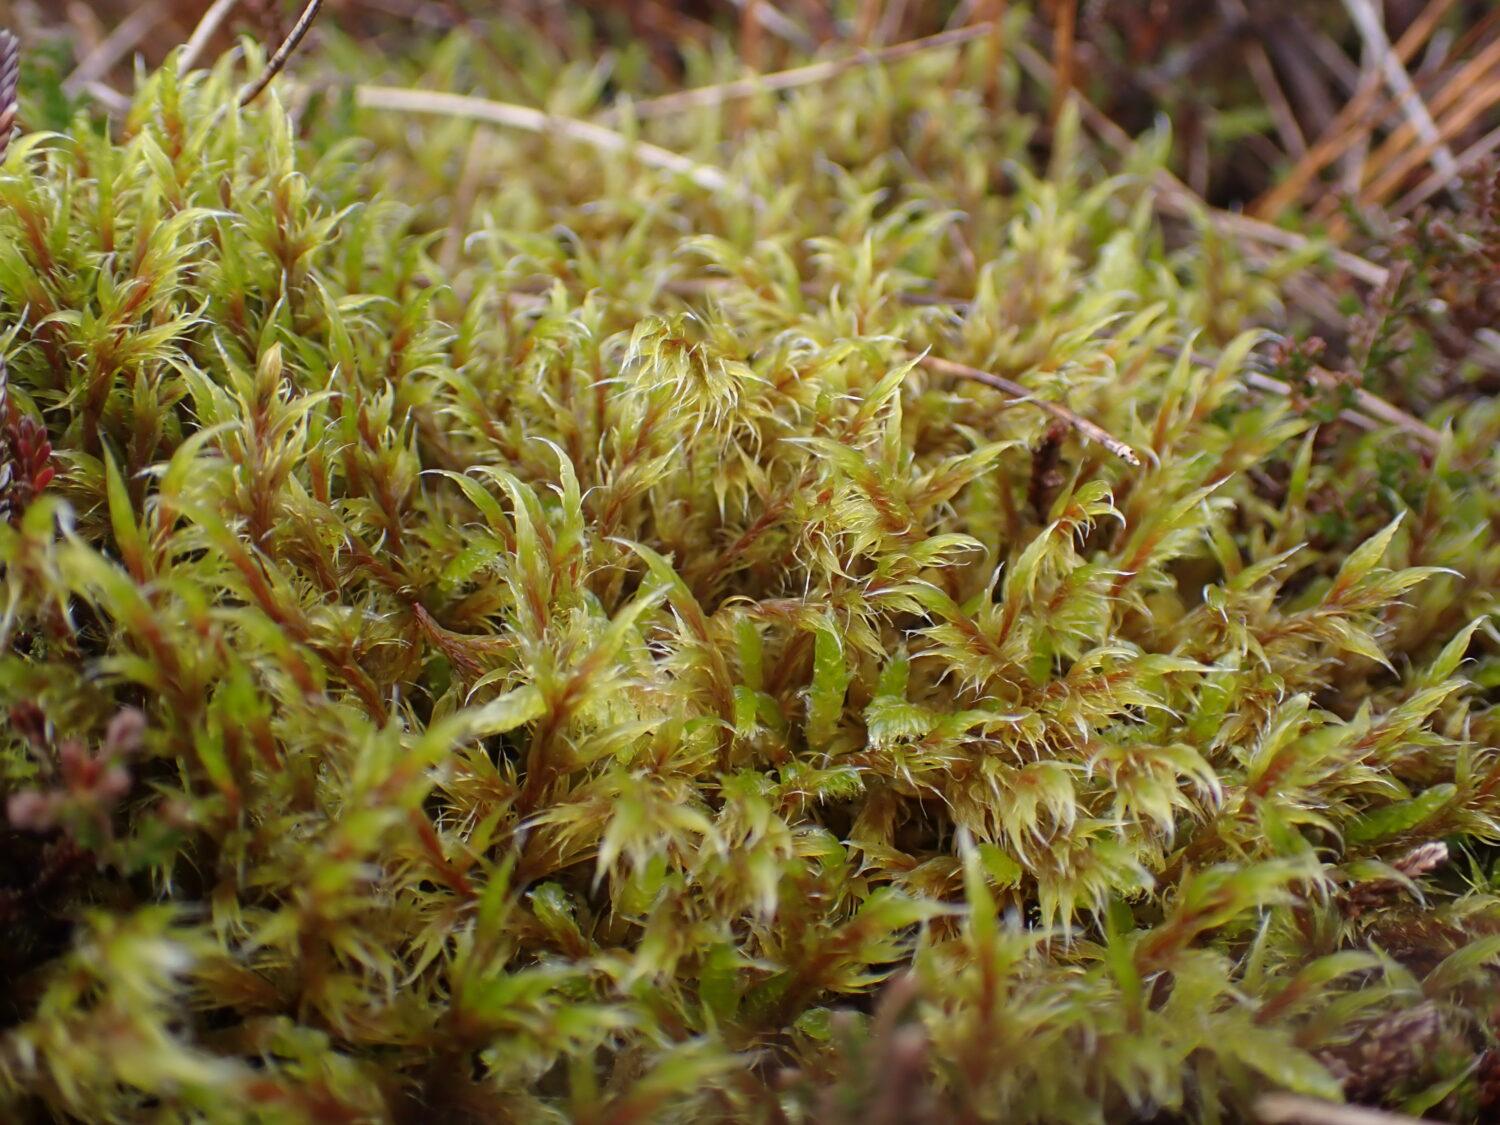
1221,0 -> 1306,157
918,354 -> 1142,466
1335,373 -> 1444,448
670,283 -> 1430,455
604,23 -> 992,121
0,29 -> 16,166
240,0 -> 324,106
1175,193 -> 1390,287
1243,369 -> 1377,435
62,2 -> 166,96
740,0 -> 766,73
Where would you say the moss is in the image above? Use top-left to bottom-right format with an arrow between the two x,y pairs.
0,19 -> 1497,1124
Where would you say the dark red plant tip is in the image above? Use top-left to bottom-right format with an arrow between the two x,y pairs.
0,358 -> 56,523
56,739 -> 90,787
9,700 -> 48,748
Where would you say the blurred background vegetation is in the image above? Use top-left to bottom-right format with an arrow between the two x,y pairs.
6,0 -> 1498,210
9,0 -> 1499,371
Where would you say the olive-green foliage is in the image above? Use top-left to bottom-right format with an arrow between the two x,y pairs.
0,17 -> 1498,1124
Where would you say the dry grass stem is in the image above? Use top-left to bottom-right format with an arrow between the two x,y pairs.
358,84 -> 751,200
1253,0 -> 1457,219
179,0 -> 241,74
1342,0 -> 1458,181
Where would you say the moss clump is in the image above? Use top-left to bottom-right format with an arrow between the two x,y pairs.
1,21 -> 1498,1124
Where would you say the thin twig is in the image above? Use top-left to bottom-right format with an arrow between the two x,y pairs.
604,23 -> 992,120
1266,19 -> 1344,139
908,316 -> 1432,453
1342,27 -> 1373,199
1300,15 -> 1363,93
239,0 -> 324,106
64,3 -> 107,62
875,0 -> 910,49
741,0 -> 765,74
180,0 -> 241,74
918,354 -> 1141,466
356,85 -> 751,202
1256,1093 -> 1430,1125
0,29 -> 16,167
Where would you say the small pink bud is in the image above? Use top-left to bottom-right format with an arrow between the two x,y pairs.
98,765 -> 132,802
7,789 -> 57,831
105,709 -> 146,758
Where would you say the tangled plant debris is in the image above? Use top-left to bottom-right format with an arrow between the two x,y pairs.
0,5 -> 1498,1123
